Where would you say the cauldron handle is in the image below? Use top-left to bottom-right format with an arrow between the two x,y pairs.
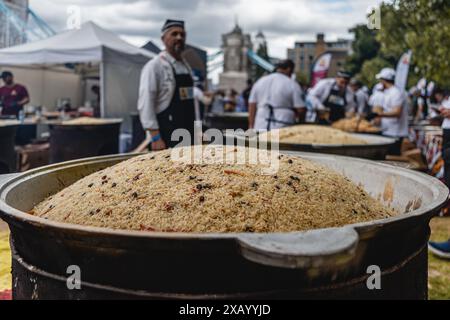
236,227 -> 359,269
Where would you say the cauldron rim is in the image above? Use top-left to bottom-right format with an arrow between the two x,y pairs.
207,112 -> 249,118
2,154 -> 444,297
49,118 -> 123,128
0,151 -> 448,269
0,122 -> 20,128
225,131 -> 396,148
0,151 -> 447,239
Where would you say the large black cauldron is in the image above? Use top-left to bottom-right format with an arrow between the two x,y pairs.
0,152 -> 448,300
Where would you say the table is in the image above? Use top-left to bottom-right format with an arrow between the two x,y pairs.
409,126 -> 444,179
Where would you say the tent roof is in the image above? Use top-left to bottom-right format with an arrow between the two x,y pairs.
142,40 -> 162,54
0,21 -> 155,65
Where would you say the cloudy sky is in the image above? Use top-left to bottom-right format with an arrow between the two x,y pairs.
29,0 -> 385,58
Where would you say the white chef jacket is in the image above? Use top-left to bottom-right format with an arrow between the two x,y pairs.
307,78 -> 356,113
138,51 -> 192,130
249,72 -> 305,130
381,86 -> 409,138
369,90 -> 385,109
441,98 -> 450,129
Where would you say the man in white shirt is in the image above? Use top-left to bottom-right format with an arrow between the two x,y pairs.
307,71 -> 356,124
248,60 -> 305,131
138,19 -> 195,150
373,68 -> 408,155
368,82 -> 385,112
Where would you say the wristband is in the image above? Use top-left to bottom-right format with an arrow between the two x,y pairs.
151,134 -> 161,143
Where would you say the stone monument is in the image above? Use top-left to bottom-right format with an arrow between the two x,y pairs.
219,23 -> 253,93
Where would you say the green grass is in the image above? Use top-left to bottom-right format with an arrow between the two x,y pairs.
428,217 -> 450,300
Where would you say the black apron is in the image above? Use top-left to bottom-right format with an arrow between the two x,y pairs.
420,94 -> 429,118
157,65 -> 196,148
265,104 -> 296,131
323,83 -> 347,123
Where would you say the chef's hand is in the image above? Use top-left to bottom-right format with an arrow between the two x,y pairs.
151,138 -> 167,151
317,109 -> 330,121
373,117 -> 382,126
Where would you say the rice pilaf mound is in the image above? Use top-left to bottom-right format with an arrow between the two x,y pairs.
260,125 -> 368,145
32,146 -> 396,233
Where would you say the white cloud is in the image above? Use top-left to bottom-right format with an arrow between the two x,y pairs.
29,0 -> 385,59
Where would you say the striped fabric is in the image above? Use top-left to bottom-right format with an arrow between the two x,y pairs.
161,19 -> 185,34
0,290 -> 11,300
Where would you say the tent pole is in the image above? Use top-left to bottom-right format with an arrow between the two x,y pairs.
100,60 -> 106,118
41,66 -> 46,111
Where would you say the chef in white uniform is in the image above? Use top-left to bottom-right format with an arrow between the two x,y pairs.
368,82 -> 385,112
307,71 -> 356,124
138,19 -> 195,150
248,59 -> 305,131
373,68 -> 409,155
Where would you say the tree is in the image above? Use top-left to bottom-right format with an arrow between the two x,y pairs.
345,24 -> 381,76
295,71 -> 310,88
377,0 -> 450,87
359,57 -> 392,89
345,22 -> 396,88
346,1 -> 450,89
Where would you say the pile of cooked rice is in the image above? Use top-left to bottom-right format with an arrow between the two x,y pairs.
259,125 -> 368,145
61,117 -> 120,125
31,146 -> 396,233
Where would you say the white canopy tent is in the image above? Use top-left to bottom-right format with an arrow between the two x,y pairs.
0,21 -> 155,129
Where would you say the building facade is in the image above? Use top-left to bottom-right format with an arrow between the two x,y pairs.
219,23 -> 253,93
0,0 -> 29,49
287,33 -> 352,82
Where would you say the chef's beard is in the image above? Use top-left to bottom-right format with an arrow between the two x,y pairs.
173,42 -> 185,55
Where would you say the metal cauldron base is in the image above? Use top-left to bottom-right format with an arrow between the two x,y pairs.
10,240 -> 428,300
